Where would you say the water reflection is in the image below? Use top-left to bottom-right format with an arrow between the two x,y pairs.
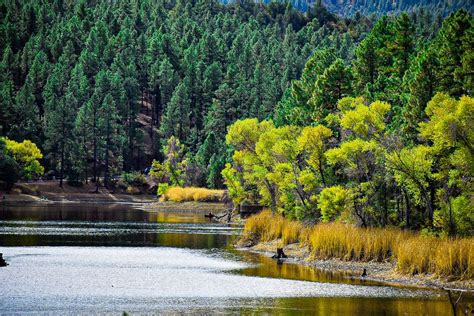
1,203 -> 472,315
0,204 -> 239,248
0,204 -> 210,223
233,251 -> 384,286
233,297 -> 458,315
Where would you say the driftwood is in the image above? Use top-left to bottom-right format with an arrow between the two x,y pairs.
0,253 -> 8,267
272,248 -> 288,259
443,287 -> 474,316
205,208 -> 233,223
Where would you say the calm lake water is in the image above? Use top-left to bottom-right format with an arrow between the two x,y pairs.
0,203 -> 470,315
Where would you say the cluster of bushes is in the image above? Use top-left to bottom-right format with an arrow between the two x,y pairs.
116,171 -> 148,195
243,211 -> 474,279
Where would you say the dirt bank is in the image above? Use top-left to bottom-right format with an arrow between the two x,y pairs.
237,240 -> 474,291
2,181 -> 156,205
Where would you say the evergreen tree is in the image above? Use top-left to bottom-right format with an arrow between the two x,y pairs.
310,58 -> 353,121
433,9 -> 473,97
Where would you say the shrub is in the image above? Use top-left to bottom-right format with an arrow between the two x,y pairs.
126,186 -> 140,195
122,172 -> 147,186
159,187 -> 224,202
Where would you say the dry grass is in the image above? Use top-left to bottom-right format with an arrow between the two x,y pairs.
397,237 -> 474,279
160,187 -> 224,202
242,211 -> 474,279
242,210 -> 307,245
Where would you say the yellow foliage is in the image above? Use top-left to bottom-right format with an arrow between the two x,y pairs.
126,186 -> 140,195
1,137 -> 44,179
161,187 -> 224,202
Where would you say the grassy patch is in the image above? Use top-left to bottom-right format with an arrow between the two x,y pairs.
242,210 -> 474,279
160,187 -> 224,202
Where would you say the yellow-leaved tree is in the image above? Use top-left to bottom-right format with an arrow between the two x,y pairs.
1,137 -> 44,180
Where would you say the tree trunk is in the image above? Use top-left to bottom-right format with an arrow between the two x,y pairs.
59,141 -> 64,188
265,180 -> 277,214
104,117 -> 110,189
319,156 -> 326,186
85,156 -> 88,184
93,105 -> 97,183
403,188 -> 411,228
128,100 -> 133,171
270,191 -> 277,215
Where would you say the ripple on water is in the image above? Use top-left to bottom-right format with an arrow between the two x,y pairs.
1,247 -> 438,301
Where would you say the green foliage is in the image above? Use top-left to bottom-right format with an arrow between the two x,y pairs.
339,99 -> 391,139
318,186 -> 349,222
225,92 -> 473,236
150,136 -> 188,192
221,163 -> 245,205
309,58 -> 353,120
162,136 -> 187,187
122,172 -> 147,187
157,183 -> 170,197
386,146 -> 434,207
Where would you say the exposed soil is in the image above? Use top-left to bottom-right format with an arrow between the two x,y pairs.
2,181 -> 156,205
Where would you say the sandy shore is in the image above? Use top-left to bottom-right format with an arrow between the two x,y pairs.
146,201 -> 226,213
237,239 -> 474,291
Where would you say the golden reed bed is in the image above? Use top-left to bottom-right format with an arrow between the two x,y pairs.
243,210 -> 474,279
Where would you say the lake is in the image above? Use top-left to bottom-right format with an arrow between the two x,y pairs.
0,203 -> 468,315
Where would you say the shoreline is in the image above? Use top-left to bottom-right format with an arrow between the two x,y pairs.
237,240 -> 474,291
146,201 -> 226,213
1,191 -> 227,214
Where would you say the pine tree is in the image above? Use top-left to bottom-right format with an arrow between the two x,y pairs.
392,13 -> 415,80
310,58 -> 353,121
98,94 -> 123,188
161,80 -> 191,144
434,9 -> 473,97
43,56 -> 74,187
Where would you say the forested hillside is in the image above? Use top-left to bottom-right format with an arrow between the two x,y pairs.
321,0 -> 473,16
223,8 -> 473,236
1,0 -> 372,188
0,0 -> 473,236
223,0 -> 473,16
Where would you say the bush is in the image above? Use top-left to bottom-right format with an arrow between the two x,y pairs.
126,186 -> 140,195
122,172 -> 147,186
159,187 -> 224,202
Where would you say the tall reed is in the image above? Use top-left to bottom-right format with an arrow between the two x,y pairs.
242,211 -> 474,279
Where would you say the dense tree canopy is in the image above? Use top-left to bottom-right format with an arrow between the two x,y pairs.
1,0 -> 372,187
0,0 -> 472,236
